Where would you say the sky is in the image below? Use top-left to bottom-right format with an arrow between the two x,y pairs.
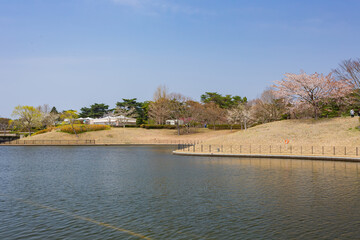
1,0 -> 360,118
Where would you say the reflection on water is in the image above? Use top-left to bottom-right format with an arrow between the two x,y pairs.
0,146 -> 360,239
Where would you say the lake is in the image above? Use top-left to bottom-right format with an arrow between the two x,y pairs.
1,146 -> 360,239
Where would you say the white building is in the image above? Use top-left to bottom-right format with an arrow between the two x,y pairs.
165,119 -> 184,125
88,116 -> 136,126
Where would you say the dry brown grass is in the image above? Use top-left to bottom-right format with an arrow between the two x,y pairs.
26,127 -> 235,144
25,117 -> 360,147
204,117 -> 360,147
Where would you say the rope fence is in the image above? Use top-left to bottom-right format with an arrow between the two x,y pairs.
177,144 -> 360,157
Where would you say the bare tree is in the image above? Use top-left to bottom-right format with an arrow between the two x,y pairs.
251,89 -> 286,124
234,103 -> 252,130
168,93 -> 189,135
333,58 -> 360,93
153,85 -> 169,101
0,118 -> 10,135
38,104 -> 59,127
148,98 -> 171,125
203,102 -> 226,130
148,86 -> 172,125
226,105 -> 243,131
186,100 -> 205,131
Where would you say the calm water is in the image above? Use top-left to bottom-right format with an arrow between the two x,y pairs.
1,146 -> 360,239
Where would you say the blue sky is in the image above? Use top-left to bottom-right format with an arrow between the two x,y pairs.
1,0 -> 360,117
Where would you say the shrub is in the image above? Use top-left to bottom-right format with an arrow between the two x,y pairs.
207,124 -> 243,130
141,124 -> 177,129
32,127 -> 56,136
113,124 -> 139,128
59,124 -> 110,134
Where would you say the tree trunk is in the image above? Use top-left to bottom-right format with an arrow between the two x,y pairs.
314,105 -> 318,120
71,122 -> 78,137
176,120 -> 180,136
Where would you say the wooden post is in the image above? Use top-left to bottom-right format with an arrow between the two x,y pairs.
357,147 -> 358,156
333,146 -> 335,155
312,146 -> 314,154
270,145 -> 271,154
345,147 -> 346,155
322,146 -> 324,155
209,145 -> 211,152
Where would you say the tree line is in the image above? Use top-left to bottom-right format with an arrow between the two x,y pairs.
3,58 -> 360,135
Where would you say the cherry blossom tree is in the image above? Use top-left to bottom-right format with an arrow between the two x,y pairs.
272,71 -> 352,119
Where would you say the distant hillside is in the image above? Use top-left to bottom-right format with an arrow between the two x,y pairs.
204,117 -> 360,147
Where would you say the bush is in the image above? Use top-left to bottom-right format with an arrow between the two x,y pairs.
32,127 -> 55,136
140,124 -> 177,129
113,124 -> 139,128
207,124 -> 243,130
59,124 -> 110,134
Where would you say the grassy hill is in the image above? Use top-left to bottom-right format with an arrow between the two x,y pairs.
204,117 -> 360,147
24,117 -> 360,146
25,127 -> 235,144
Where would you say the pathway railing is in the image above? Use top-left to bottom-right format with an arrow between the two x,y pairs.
0,139 -> 202,145
177,144 -> 360,157
0,139 -> 96,145
96,139 -> 202,145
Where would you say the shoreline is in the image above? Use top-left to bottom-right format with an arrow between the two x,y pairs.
2,142 -> 360,162
0,143 -> 178,147
173,151 -> 360,163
